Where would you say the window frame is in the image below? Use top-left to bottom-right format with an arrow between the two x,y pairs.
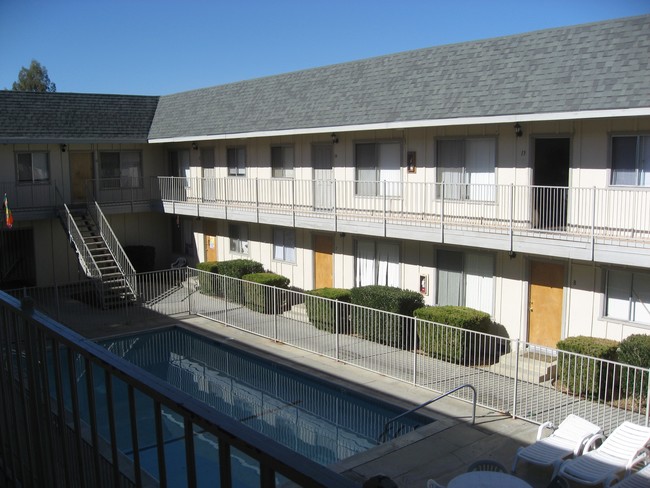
354,140 -> 402,197
227,146 -> 246,177
435,249 -> 495,315
99,150 -> 143,189
228,223 -> 249,255
435,137 -> 497,201
604,268 -> 650,325
15,151 -> 50,184
271,145 -> 294,178
272,227 -> 296,263
354,239 -> 401,287
609,134 -> 650,187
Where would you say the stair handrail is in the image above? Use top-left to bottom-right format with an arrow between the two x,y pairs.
378,383 -> 477,442
89,201 -> 138,296
61,204 -> 103,280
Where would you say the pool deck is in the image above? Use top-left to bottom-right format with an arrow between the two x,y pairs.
79,313 -> 553,488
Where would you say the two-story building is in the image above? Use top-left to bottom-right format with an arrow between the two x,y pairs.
1,15 -> 649,348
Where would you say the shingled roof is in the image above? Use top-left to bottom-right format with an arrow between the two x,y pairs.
0,91 -> 159,143
149,15 -> 650,141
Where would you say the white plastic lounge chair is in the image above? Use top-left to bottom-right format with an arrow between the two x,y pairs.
511,414 -> 602,478
614,464 -> 650,488
557,421 -> 650,487
426,479 -> 445,488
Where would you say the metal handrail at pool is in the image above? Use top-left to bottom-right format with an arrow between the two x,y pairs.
378,384 -> 477,442
0,292 -> 359,488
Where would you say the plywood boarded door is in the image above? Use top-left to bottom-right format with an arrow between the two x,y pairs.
528,261 -> 564,348
313,234 -> 333,289
70,151 -> 94,204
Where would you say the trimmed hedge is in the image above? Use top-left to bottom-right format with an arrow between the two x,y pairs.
414,306 -> 491,364
618,334 -> 650,398
242,272 -> 290,314
349,286 -> 424,349
305,288 -> 352,333
556,336 -> 619,399
196,259 -> 264,300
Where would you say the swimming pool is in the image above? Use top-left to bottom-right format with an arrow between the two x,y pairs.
53,326 -> 432,486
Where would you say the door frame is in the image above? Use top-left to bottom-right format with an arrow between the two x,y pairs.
312,233 -> 334,289
526,258 -> 566,349
531,136 -> 571,230
69,150 -> 95,204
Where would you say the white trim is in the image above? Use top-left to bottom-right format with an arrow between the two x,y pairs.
148,107 -> 650,143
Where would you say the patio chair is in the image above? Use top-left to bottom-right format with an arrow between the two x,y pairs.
467,459 -> 508,473
557,421 -> 650,487
511,414 -> 602,477
614,464 -> 650,488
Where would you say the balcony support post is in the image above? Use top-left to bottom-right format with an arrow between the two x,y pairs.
510,184 -> 514,254
591,187 -> 596,260
383,180 -> 387,236
441,182 -> 445,243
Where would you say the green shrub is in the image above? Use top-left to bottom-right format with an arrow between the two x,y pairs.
349,286 -> 424,349
556,336 -> 619,399
196,259 -> 264,300
242,272 -> 290,314
414,306 -> 491,363
305,288 -> 352,333
617,334 -> 650,398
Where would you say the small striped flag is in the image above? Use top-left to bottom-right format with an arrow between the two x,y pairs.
4,193 -> 13,229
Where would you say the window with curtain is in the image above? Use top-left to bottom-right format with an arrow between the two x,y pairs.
271,145 -> 294,178
355,240 -> 400,287
227,147 -> 246,176
436,250 -> 494,314
606,269 -> 650,324
273,228 -> 296,263
355,142 -> 401,196
99,151 -> 142,188
611,136 -> 650,186
436,138 -> 496,201
16,152 -> 50,183
229,224 -> 249,254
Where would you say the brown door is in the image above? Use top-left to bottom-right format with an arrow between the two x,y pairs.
528,261 -> 564,348
313,234 -> 333,289
70,151 -> 94,203
203,220 -> 218,262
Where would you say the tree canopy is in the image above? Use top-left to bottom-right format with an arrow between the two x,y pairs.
12,60 -> 56,92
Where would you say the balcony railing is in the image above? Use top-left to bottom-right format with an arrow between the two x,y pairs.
85,177 -> 159,207
0,181 -> 57,211
157,177 -> 650,247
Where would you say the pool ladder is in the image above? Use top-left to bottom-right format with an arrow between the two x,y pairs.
378,383 -> 477,442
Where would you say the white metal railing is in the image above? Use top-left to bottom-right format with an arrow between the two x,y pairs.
12,268 -> 650,437
85,177 -> 158,205
0,290 -> 357,488
156,177 -> 650,247
61,204 -> 102,280
88,202 -> 137,296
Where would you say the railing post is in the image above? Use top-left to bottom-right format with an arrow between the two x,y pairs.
383,180 -> 387,236
333,180 -> 338,232
510,183 -> 514,253
187,271 -> 192,314
223,178 -> 228,220
292,179 -> 296,227
512,338 -> 520,419
273,286 -> 278,341
412,317 -> 418,386
335,300 -> 340,361
440,181 -> 445,242
255,178 -> 260,223
591,186 -> 596,260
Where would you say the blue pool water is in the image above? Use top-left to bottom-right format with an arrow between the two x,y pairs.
53,326 -> 432,486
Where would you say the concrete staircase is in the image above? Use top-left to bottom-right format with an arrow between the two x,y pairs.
486,349 -> 557,384
68,209 -> 136,308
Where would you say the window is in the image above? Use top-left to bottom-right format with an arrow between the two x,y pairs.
355,142 -> 401,196
229,224 -> 249,254
606,269 -> 650,324
227,147 -> 246,176
273,228 -> 296,263
100,151 -> 142,188
436,250 -> 494,314
16,152 -> 49,183
611,136 -> 650,186
355,240 -> 400,287
271,145 -> 294,178
201,147 -> 215,169
436,138 -> 496,200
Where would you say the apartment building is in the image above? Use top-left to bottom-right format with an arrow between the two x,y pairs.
0,15 -> 648,348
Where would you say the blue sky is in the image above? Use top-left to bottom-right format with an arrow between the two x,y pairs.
1,0 -> 648,96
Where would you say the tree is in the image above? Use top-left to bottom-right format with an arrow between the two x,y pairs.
12,59 -> 56,92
